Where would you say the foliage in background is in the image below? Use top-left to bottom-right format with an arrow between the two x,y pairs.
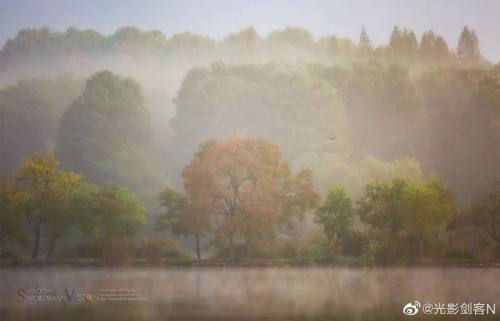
56,71 -> 166,205
0,75 -> 82,174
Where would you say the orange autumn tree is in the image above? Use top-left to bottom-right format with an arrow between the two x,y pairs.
182,136 -> 319,258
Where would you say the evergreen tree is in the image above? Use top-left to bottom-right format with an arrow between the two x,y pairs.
457,26 -> 481,63
420,31 -> 450,64
403,30 -> 418,58
359,25 -> 372,49
420,31 -> 436,59
389,26 -> 418,62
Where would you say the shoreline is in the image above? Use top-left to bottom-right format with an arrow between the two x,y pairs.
2,258 -> 500,268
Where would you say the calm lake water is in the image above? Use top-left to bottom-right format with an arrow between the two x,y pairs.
1,267 -> 499,320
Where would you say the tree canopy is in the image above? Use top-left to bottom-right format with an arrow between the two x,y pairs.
181,136 -> 319,257
56,70 -> 165,201
0,75 -> 82,174
11,151 -> 83,258
358,178 -> 455,258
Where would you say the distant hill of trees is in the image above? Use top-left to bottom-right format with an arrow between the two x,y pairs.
0,25 -> 491,82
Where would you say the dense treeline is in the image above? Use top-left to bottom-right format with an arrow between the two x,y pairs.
0,25 -> 499,264
0,25 -> 488,66
172,63 -> 500,203
1,143 -> 499,264
0,25 -> 489,85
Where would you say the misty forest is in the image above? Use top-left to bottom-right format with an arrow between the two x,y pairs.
2,24 -> 500,267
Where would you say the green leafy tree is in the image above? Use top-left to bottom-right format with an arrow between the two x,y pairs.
402,180 -> 455,257
0,76 -> 82,174
12,151 -> 83,258
70,182 -> 146,263
0,176 -> 29,253
70,182 -> 101,239
74,184 -> 146,241
56,71 -> 164,201
156,188 -> 209,259
314,187 -> 355,253
465,185 -> 500,247
358,178 -> 409,234
95,185 -> 146,238
358,178 -> 454,258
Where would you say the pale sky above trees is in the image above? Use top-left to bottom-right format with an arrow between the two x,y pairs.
1,0 -> 499,62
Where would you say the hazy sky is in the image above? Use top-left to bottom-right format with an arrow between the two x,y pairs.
1,0 -> 499,61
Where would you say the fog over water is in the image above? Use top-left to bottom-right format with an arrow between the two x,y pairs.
1,267 -> 499,320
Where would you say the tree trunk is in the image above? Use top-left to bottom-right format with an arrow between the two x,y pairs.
419,239 -> 424,258
228,236 -> 235,260
0,239 -> 6,257
245,239 -> 251,258
196,235 -> 201,260
32,224 -> 41,259
46,238 -> 56,259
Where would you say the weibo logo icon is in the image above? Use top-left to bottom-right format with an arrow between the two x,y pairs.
403,301 -> 421,316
